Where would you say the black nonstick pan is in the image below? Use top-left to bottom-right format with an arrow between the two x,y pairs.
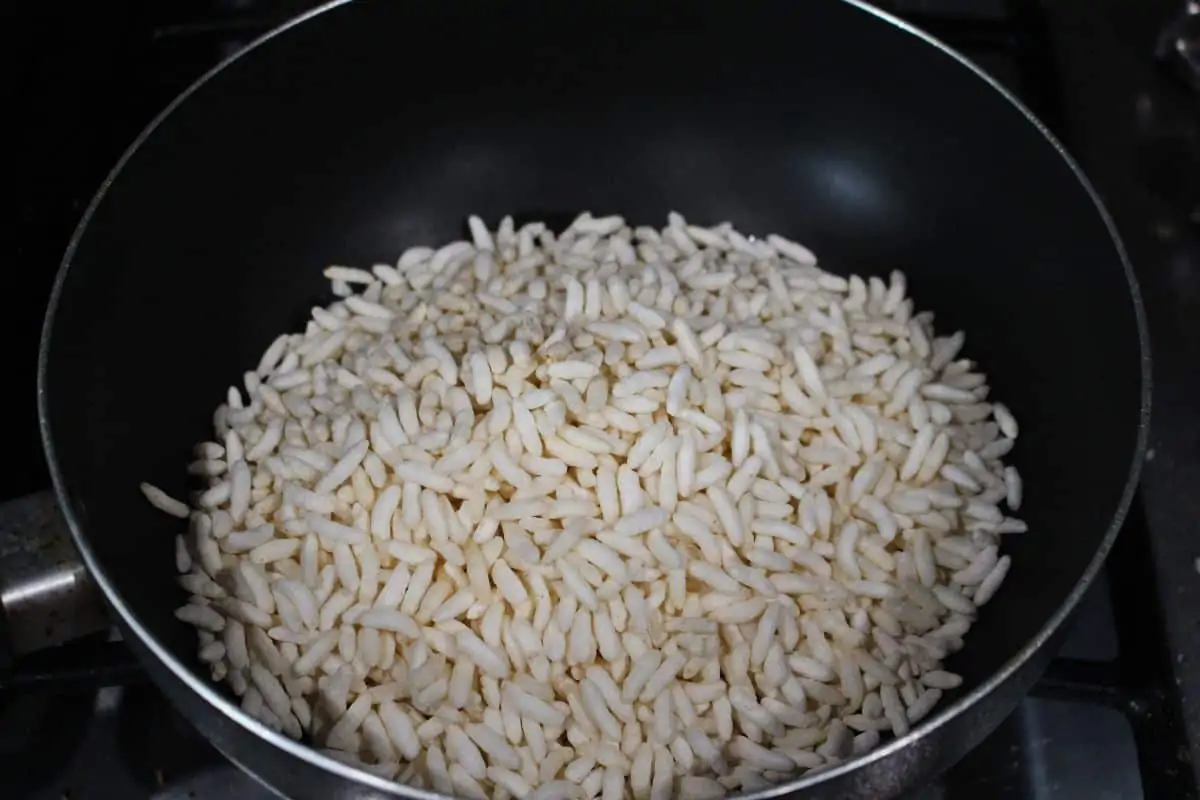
33,0 -> 1149,797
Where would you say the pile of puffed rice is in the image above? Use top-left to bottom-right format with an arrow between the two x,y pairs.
143,211 -> 1024,800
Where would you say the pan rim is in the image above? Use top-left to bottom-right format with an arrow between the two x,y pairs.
36,0 -> 1152,796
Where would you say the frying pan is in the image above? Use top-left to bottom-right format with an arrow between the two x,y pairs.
29,0 -> 1149,796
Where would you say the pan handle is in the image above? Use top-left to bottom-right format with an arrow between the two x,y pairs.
0,491 -> 141,689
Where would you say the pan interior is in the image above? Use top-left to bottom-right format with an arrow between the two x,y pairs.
42,0 -> 1143,760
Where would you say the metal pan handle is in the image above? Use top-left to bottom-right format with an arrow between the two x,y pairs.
0,491 -> 142,689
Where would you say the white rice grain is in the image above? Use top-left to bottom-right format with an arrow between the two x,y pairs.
141,483 -> 190,518
153,213 -> 1025,799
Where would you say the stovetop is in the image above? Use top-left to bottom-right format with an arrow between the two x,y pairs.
5,1 -> 1199,798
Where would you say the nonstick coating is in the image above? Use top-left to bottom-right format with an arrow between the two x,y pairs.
39,0 -> 1148,796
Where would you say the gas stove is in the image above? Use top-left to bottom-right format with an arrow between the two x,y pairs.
4,1 -> 1198,798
